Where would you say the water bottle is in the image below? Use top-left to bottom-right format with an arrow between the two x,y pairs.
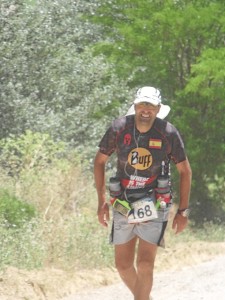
156,161 -> 171,208
109,177 -> 122,198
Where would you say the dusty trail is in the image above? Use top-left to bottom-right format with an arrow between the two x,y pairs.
63,255 -> 225,300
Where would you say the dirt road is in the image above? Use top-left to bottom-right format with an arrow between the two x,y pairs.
63,255 -> 225,300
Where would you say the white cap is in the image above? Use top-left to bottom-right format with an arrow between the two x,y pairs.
134,86 -> 162,105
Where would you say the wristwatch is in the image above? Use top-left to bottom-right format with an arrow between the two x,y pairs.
177,208 -> 190,218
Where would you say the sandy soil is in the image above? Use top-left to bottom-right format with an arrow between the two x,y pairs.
0,242 -> 225,300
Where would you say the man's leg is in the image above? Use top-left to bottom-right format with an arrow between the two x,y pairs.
134,238 -> 158,300
114,237 -> 137,294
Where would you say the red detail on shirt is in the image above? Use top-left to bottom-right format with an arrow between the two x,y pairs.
124,133 -> 131,145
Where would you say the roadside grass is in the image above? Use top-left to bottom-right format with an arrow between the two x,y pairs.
0,163 -> 224,273
0,162 -> 114,271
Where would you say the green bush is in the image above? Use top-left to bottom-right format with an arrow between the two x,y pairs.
0,190 -> 36,228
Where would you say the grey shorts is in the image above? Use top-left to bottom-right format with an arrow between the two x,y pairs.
110,207 -> 171,248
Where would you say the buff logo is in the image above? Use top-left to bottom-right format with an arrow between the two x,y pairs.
128,148 -> 153,170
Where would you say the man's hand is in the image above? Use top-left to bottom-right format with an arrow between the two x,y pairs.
97,202 -> 110,227
172,213 -> 188,234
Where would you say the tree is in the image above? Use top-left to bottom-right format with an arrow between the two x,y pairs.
92,0 -> 225,92
90,0 -> 225,222
0,0 -> 132,154
177,48 -> 225,222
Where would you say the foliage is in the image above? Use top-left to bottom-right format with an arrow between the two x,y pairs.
0,130 -> 66,177
90,0 -> 225,223
179,48 -> 225,178
91,0 -> 225,91
0,142 -> 114,270
0,190 -> 36,228
175,47 -> 225,222
0,0 -> 132,154
0,131 -> 91,218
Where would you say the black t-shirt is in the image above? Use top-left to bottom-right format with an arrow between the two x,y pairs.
98,115 -> 186,196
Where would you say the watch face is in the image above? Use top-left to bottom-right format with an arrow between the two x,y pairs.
181,209 -> 190,217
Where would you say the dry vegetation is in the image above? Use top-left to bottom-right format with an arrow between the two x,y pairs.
0,161 -> 225,300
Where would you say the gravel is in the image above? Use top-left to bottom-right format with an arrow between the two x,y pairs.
63,255 -> 225,300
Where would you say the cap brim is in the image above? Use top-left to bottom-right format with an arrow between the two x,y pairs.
133,98 -> 159,106
125,104 -> 170,119
157,104 -> 171,119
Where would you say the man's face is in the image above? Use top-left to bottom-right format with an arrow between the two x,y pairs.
134,102 -> 160,123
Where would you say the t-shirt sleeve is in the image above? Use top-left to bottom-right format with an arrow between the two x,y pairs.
167,123 -> 187,164
98,116 -> 127,156
98,126 -> 117,156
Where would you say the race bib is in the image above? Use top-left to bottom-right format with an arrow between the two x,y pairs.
128,197 -> 158,224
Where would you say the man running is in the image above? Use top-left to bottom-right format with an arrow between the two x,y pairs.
94,86 -> 192,300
